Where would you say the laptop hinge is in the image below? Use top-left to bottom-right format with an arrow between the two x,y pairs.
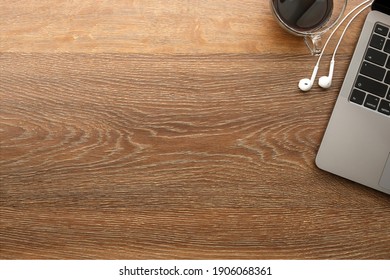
372,0 -> 390,16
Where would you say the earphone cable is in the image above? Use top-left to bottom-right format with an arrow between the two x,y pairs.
332,3 -> 374,61
315,0 -> 374,68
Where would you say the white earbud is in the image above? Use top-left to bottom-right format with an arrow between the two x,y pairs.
299,65 -> 318,92
298,0 -> 372,92
318,59 -> 335,89
317,2 -> 371,90
298,79 -> 312,92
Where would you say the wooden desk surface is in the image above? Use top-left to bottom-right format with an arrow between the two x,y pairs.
1,0 -> 389,259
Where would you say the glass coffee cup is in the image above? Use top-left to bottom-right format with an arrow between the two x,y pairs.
270,0 -> 348,55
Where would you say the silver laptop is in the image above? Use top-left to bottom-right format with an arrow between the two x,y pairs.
316,1 -> 390,195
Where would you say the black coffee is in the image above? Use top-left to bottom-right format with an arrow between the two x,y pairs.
273,0 -> 333,31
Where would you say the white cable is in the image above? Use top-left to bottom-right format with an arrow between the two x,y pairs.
332,3 -> 373,61
299,0 -> 373,91
317,2 -> 373,89
314,0 -> 373,68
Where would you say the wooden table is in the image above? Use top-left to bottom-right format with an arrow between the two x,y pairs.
1,0 -> 389,259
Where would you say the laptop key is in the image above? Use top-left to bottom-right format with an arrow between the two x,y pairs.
378,99 -> 390,116
385,40 -> 390,54
355,75 -> 387,98
366,48 -> 387,66
375,24 -> 389,36
350,89 -> 366,105
360,61 -> 386,81
370,34 -> 386,50
364,94 -> 380,110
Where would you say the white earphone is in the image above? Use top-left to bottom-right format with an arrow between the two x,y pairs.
299,0 -> 373,92
299,65 -> 319,92
318,59 -> 334,89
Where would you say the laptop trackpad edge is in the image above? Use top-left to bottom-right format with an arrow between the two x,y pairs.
379,153 -> 390,189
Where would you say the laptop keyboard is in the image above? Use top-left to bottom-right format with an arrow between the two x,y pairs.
349,23 -> 390,117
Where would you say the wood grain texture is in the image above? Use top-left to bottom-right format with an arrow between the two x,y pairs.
0,0 -> 366,54
1,0 -> 390,259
